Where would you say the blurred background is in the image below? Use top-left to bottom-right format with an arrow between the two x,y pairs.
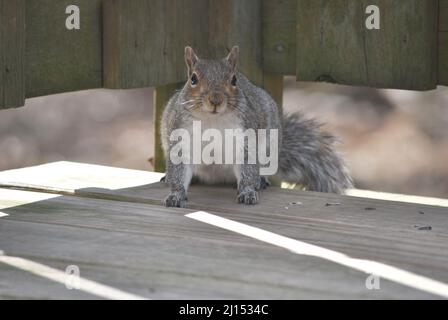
1,78 -> 447,198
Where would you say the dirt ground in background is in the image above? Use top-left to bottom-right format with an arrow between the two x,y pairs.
1,78 -> 447,198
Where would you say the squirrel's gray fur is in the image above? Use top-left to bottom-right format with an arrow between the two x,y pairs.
161,46 -> 353,207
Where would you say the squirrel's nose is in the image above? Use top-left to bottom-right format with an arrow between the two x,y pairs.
208,93 -> 224,107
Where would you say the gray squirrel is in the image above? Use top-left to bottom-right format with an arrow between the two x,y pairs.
161,46 -> 353,208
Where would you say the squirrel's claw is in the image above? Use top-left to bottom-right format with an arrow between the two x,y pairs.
236,187 -> 259,205
163,191 -> 187,208
160,175 -> 166,183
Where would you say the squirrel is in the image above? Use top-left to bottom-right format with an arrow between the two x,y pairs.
161,46 -> 353,208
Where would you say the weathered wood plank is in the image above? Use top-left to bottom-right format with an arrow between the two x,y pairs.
296,0 -> 438,90
0,161 -> 165,192
0,188 -> 442,299
3,161 -> 448,213
440,32 -> 448,85
0,262 -> 96,299
104,0 -> 272,89
441,0 -> 448,31
0,0 -> 25,109
208,1 -> 284,108
1,161 -> 448,288
208,0 -> 264,86
262,0 -> 296,75
439,0 -> 448,85
3,160 -> 448,205
153,83 -> 184,173
103,0 -> 209,88
25,0 -> 103,98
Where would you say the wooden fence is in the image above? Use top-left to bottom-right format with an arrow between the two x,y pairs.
1,0 -> 447,110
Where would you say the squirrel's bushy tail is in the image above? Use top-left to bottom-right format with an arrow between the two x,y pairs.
278,113 -> 353,194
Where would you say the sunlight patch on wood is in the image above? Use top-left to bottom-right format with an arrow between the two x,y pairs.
0,189 -> 60,210
0,161 -> 165,191
346,189 -> 448,208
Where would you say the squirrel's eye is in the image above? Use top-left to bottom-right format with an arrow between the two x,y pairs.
231,75 -> 237,86
190,73 -> 198,86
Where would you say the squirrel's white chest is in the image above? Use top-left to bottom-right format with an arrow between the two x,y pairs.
195,112 -> 243,132
188,113 -> 242,185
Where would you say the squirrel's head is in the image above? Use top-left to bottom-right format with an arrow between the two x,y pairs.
183,46 -> 239,115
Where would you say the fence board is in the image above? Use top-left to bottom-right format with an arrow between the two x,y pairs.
0,0 -> 25,109
262,0 -> 296,75
25,0 -> 102,98
104,0 -> 267,88
2,0 -> 445,108
440,0 -> 448,31
103,0 -> 209,89
208,0 -> 264,85
296,0 -> 438,90
439,0 -> 448,85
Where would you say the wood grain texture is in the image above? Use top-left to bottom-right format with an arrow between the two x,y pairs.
0,161 -> 166,193
208,0 -> 263,85
103,0 -> 268,88
103,0 -> 209,88
439,0 -> 448,85
0,0 -> 25,109
1,161 -> 448,297
262,0 -> 296,75
296,0 -> 438,90
1,0 -> 443,106
0,261 -> 95,299
0,188 -> 443,299
441,0 -> 448,31
25,0 -> 103,98
440,32 -> 448,85
206,1 -> 284,108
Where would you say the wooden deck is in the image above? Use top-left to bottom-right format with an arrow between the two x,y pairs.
0,161 -> 447,299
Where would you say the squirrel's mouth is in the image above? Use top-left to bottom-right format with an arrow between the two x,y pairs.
202,102 -> 227,114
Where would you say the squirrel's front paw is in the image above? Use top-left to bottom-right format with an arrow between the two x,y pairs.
236,187 -> 259,205
163,191 -> 187,208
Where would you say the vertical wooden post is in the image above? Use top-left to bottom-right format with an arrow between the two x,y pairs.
0,0 -> 25,109
263,73 -> 283,112
153,82 -> 184,173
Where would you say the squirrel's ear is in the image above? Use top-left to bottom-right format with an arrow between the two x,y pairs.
185,46 -> 199,75
226,46 -> 239,71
